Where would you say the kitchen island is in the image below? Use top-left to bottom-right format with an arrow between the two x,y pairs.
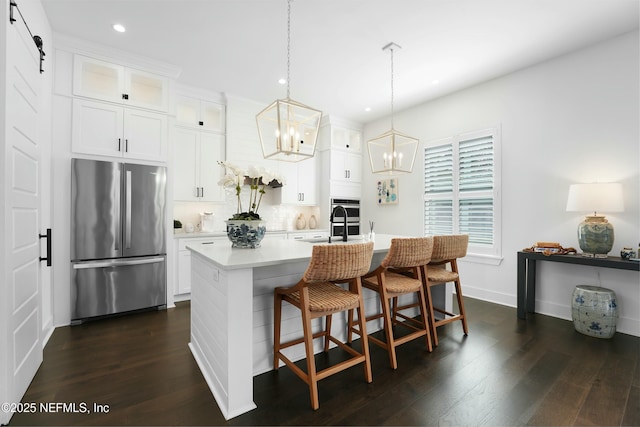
187,234 -> 449,419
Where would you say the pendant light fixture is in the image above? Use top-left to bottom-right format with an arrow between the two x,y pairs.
367,42 -> 418,174
256,0 -> 322,162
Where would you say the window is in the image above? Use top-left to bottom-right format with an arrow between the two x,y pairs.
424,127 -> 501,261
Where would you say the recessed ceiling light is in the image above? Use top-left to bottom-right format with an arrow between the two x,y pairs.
112,24 -> 126,33
432,79 -> 440,85
278,78 -> 286,85
364,107 -> 371,112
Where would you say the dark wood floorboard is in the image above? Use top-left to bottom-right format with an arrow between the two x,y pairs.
8,297 -> 640,426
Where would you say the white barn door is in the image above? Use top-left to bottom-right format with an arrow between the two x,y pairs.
0,2 -> 44,424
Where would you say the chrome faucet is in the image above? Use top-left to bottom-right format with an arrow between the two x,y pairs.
330,205 -> 348,242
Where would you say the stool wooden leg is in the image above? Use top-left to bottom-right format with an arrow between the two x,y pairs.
301,303 -> 320,410
379,288 -> 398,370
273,292 -> 283,370
356,301 -> 373,383
324,314 -> 333,352
455,279 -> 468,335
346,308 -> 355,343
392,296 -> 399,324
417,286 -> 433,352
424,283 -> 438,347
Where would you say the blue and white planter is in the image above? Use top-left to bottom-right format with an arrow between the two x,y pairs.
225,220 -> 266,248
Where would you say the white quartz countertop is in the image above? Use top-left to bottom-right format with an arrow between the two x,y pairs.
187,233 -> 401,270
173,231 -> 227,239
174,229 -> 329,239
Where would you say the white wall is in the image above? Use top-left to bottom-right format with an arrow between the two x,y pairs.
361,31 -> 640,336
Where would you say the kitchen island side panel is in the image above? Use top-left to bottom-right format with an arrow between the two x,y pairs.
189,252 -> 256,420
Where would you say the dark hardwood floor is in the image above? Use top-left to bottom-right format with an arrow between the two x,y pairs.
9,297 -> 640,426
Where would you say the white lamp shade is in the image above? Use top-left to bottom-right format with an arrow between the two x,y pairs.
256,98 -> 321,162
566,183 -> 624,214
367,128 -> 419,174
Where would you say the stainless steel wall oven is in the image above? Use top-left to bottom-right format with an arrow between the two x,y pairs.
330,198 -> 360,237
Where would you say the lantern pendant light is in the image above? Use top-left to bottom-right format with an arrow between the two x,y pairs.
367,42 -> 419,174
256,0 -> 322,162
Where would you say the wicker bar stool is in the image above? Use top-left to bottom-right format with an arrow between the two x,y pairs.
273,242 -> 374,410
424,234 -> 469,346
349,237 -> 434,370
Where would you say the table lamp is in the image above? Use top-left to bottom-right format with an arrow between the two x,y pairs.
566,183 -> 624,257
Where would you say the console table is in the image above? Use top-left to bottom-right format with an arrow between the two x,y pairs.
517,251 -> 640,319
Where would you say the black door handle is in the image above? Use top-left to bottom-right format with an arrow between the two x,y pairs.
39,228 -> 52,267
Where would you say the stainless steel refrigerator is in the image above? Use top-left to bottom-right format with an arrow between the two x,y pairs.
71,158 -> 167,323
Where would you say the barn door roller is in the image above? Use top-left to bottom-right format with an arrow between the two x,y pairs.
9,0 -> 46,73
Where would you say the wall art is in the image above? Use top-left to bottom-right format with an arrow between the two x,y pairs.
377,178 -> 398,205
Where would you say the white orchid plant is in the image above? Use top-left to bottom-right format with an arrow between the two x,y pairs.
218,161 -> 284,220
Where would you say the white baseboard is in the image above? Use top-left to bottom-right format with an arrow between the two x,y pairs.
463,285 -> 639,337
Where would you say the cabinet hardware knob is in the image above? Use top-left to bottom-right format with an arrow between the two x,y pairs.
199,121 -> 204,126
122,93 -> 129,100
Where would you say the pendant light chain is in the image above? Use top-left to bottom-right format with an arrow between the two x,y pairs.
255,0 -> 322,163
390,45 -> 395,129
286,0 -> 291,99
367,41 -> 418,174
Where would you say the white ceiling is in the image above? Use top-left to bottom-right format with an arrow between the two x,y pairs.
41,0 -> 639,124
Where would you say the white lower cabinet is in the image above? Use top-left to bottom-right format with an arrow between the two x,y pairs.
263,232 -> 288,241
175,236 -> 227,296
173,127 -> 225,201
72,98 -> 168,161
287,231 -> 329,241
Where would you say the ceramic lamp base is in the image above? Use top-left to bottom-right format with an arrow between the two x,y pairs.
577,215 -> 614,257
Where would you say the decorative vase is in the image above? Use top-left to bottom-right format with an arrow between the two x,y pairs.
308,214 -> 317,230
225,220 -> 266,248
620,247 -> 636,260
295,214 -> 306,230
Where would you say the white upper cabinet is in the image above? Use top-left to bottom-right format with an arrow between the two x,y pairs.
279,157 -> 318,205
73,54 -> 169,112
331,126 -> 362,152
330,150 -> 362,183
173,128 -> 225,202
176,95 -> 225,132
317,118 -> 363,201
72,98 -> 168,161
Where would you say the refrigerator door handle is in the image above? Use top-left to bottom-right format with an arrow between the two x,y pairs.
125,170 -> 132,249
114,167 -> 121,252
72,256 -> 165,270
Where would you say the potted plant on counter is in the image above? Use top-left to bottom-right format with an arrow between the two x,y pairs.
218,161 -> 284,248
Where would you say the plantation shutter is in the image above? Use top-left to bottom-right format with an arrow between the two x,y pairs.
424,130 -> 498,253
458,136 -> 494,245
424,143 -> 454,236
